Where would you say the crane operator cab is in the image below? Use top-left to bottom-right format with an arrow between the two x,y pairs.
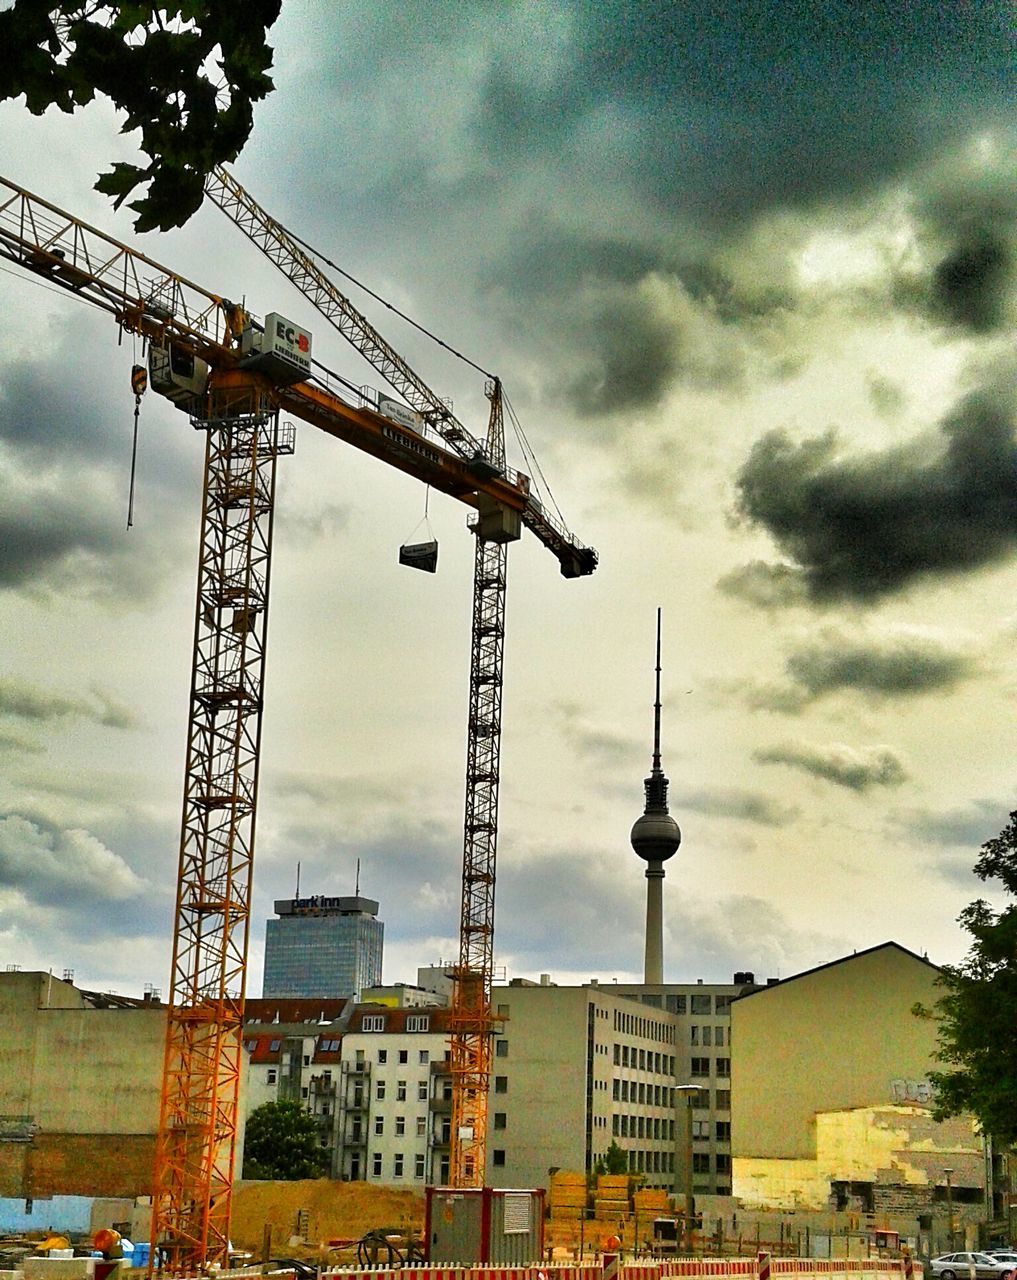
149,342 -> 211,409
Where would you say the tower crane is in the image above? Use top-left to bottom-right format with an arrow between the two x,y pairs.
0,172 -> 596,1270
199,166 -> 596,1190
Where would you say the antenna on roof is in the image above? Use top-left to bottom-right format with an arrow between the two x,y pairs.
355,857 -> 361,896
295,860 -> 301,899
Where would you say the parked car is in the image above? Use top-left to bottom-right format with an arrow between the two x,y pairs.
987,1257 -> 1017,1266
930,1255 -> 1017,1280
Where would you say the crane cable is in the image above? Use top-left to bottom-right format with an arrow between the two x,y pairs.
280,221 -> 497,382
503,389 -> 568,529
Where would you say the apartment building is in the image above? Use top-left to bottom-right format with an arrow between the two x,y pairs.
331,1005 -> 454,1185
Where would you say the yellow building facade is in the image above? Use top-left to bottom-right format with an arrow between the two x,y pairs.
730,943 -> 985,1244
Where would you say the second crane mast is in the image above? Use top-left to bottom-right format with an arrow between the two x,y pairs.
202,168 -> 594,1185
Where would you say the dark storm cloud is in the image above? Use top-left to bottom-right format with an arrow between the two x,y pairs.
896,799 -> 1012,852
0,811 -> 145,904
276,2 -> 1013,424
716,561 -> 808,610
0,467 -> 168,597
734,367 -> 1017,601
932,231 -> 1012,333
473,2 -> 1013,229
754,741 -> 908,792
0,677 -> 139,729
677,784 -> 798,828
725,631 -> 974,715
901,147 -> 1017,335
785,635 -> 974,700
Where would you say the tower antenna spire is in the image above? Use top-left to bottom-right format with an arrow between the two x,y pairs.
652,606 -> 662,774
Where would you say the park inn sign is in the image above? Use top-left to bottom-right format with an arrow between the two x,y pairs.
889,1078 -> 935,1104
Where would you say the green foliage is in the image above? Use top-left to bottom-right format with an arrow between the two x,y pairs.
914,809 -> 1017,1143
598,1141 -> 629,1176
0,2 -> 281,231
242,1100 -> 330,1181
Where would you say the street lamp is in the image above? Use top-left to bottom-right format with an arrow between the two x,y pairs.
674,1084 -> 700,1253
943,1168 -> 954,1251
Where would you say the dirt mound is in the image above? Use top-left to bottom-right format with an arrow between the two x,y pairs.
230,1179 -> 424,1254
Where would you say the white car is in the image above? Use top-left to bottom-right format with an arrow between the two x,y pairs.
930,1254 -> 1016,1280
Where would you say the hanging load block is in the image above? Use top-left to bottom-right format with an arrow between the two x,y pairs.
399,540 -> 438,573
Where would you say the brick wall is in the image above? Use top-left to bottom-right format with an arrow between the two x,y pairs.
1,1134 -> 157,1198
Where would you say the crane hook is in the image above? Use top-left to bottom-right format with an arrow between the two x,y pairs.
127,363 -> 148,529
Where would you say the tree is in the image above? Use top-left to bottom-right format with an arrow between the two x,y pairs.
242,1100 -> 330,1181
594,1141 -> 629,1177
0,2 -> 282,232
915,809 -> 1017,1144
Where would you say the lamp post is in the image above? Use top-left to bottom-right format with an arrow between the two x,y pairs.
943,1168 -> 954,1251
674,1084 -> 699,1253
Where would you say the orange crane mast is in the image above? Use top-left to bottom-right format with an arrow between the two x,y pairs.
0,172 -> 597,1268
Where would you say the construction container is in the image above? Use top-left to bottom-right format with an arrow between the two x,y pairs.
425,1187 -> 544,1264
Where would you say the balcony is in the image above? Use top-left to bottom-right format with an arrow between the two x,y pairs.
429,1095 -> 452,1114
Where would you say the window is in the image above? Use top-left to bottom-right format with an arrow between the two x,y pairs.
716,1090 -> 731,1110
300,1086 -> 308,1099
399,1050 -> 408,1064
396,1080 -> 407,1100
394,1154 -> 404,1178
395,1116 -> 405,1136
691,994 -> 711,1014
693,1120 -> 710,1139
376,1081 -> 386,1100
715,995 -> 731,1012
303,1054 -> 311,1066
494,1112 -> 506,1130
638,1049 -> 645,1069
715,1026 -> 725,1047
269,1039 -> 281,1051
374,1114 -> 385,1136
266,1069 -> 277,1085
497,1003 -> 509,1017
363,1015 -> 385,1032
702,1026 -> 712,1047
612,1115 -> 619,1135
716,1153 -> 731,1173
690,1025 -> 699,1046
492,1150 -> 506,1167
614,1044 -> 621,1065
716,1121 -> 731,1141
716,1058 -> 730,1077
495,1076 -> 507,1093
693,1153 -> 711,1173
417,1080 -> 428,1101
495,1039 -> 508,1057
416,1116 -> 426,1136
406,1015 -> 430,1032
691,1057 -> 710,1076
372,1153 -> 382,1176
415,1154 -> 425,1178
378,1049 -> 388,1064
613,1079 -> 620,1100
419,1050 -> 429,1064
666,994 -> 687,1013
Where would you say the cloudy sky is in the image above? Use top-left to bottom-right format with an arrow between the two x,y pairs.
0,1 -> 1015,998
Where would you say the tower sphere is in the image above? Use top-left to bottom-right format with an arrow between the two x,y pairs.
630,810 -> 681,863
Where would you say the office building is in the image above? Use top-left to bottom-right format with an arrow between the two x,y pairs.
262,893 -> 383,999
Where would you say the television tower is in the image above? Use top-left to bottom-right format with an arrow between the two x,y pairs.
630,608 -> 681,984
